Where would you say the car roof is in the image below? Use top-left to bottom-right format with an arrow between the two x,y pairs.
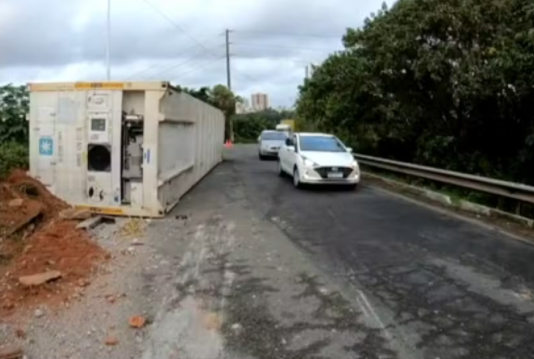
297,132 -> 333,137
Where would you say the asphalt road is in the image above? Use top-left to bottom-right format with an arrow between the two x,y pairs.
222,144 -> 534,359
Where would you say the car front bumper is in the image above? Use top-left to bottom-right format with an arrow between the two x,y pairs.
259,149 -> 280,156
299,167 -> 360,185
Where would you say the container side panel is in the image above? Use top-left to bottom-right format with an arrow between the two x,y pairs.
158,122 -> 194,175
157,91 -> 224,213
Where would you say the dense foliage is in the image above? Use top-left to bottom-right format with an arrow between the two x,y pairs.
296,0 -> 534,184
0,85 -> 29,178
232,108 -> 295,143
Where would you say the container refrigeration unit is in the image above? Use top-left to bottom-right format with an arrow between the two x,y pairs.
27,81 -> 225,217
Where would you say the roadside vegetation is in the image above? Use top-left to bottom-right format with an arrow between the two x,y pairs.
295,0 -> 534,216
0,84 -> 29,179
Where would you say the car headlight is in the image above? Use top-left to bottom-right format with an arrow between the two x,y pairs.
302,158 -> 317,167
351,160 -> 359,170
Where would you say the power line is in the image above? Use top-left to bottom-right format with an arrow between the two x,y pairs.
147,54 -> 210,80
142,46 -> 225,80
172,55 -> 225,82
232,29 -> 342,39
138,1 -> 259,85
125,40 -> 223,79
139,0 -> 221,58
232,42 -> 338,52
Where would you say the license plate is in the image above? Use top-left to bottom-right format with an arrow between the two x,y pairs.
327,172 -> 343,179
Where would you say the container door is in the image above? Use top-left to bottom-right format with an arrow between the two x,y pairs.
85,90 -> 122,206
35,107 -> 57,193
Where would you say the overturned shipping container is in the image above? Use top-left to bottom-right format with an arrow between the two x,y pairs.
27,81 -> 225,217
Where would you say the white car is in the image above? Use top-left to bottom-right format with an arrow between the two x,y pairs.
277,132 -> 360,189
258,130 -> 288,160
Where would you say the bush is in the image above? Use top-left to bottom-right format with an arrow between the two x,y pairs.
0,142 -> 28,179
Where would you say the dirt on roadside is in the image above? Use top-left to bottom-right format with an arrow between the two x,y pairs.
0,170 -> 107,319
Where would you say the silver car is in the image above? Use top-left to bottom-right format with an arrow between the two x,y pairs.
258,130 -> 288,160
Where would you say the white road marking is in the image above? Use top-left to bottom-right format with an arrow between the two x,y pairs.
357,289 -> 392,340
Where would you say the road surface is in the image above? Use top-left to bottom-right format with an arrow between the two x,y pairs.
142,144 -> 534,359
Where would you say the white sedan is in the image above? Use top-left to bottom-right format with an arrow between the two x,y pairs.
277,132 -> 360,189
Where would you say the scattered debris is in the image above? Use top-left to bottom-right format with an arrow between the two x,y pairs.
203,312 -> 222,330
14,328 -> 26,339
0,347 -> 23,359
34,308 -> 45,318
1,199 -> 43,237
104,335 -> 119,346
77,278 -> 91,288
119,218 -> 146,238
59,208 -> 92,221
7,199 -> 23,208
131,238 -> 145,246
18,270 -> 62,286
101,216 -> 117,224
128,315 -> 146,329
76,216 -> 103,230
231,323 -> 243,332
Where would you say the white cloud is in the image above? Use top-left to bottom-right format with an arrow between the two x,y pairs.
0,0 -> 388,107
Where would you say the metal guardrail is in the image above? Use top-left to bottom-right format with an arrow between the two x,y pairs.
354,154 -> 534,205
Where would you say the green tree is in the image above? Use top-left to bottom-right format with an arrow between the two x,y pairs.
0,84 -> 30,178
296,0 -> 534,185
0,84 -> 29,144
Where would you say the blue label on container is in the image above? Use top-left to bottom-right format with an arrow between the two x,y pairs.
39,136 -> 54,156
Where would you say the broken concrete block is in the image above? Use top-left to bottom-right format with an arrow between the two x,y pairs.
76,216 -> 103,230
0,346 -> 23,359
7,198 -> 24,208
59,208 -> 93,220
19,270 -> 62,286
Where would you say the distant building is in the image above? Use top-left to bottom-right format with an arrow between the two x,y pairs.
251,93 -> 269,112
235,98 -> 250,114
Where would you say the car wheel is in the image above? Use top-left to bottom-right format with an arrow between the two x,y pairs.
293,167 -> 302,188
278,161 -> 285,177
346,184 -> 358,191
259,153 -> 265,160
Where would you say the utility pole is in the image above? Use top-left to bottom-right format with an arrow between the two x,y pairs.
225,29 -> 234,142
225,29 -> 232,91
106,0 -> 111,80
305,65 -> 309,79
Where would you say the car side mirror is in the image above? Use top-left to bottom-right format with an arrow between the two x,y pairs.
346,147 -> 353,153
285,138 -> 292,146
287,145 -> 295,152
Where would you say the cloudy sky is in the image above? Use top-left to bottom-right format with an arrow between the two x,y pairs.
0,0 -> 387,107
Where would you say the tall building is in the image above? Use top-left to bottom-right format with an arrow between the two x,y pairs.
251,93 -> 269,112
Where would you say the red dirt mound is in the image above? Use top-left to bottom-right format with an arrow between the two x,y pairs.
6,169 -> 69,221
0,170 -> 107,318
0,221 -> 107,316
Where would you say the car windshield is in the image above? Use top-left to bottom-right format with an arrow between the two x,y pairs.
261,132 -> 287,140
299,136 -> 345,152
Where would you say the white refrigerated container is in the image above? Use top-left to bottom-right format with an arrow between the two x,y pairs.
27,81 -> 225,217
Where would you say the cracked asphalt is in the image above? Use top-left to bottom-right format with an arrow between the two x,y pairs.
142,144 -> 534,359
